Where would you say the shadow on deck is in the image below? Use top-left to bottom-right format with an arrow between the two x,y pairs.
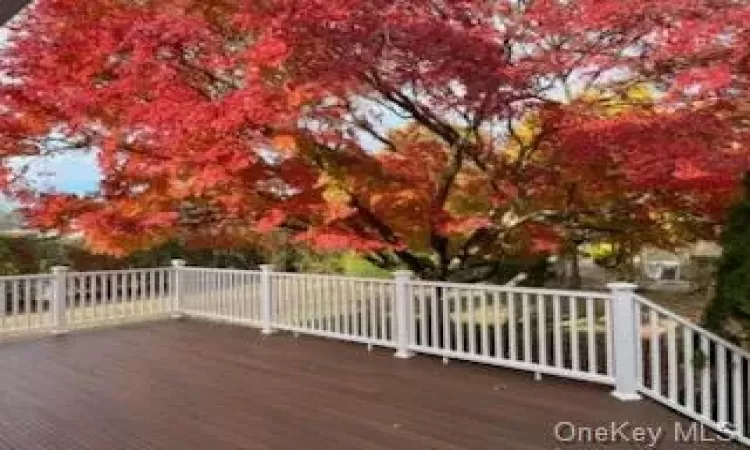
0,319 -> 741,449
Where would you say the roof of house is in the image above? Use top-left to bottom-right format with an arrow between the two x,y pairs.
0,0 -> 31,27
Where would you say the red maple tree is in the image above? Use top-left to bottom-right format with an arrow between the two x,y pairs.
0,0 -> 748,280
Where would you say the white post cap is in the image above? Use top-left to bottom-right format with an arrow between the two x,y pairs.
607,282 -> 638,291
393,270 -> 414,279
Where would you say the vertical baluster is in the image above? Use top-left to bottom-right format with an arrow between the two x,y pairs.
368,282 -> 377,339
274,275 -> 281,326
422,286 -> 440,348
309,276 -> 316,330
25,279 -> 32,330
650,310 -> 661,394
494,291 -> 502,358
106,273 -> 112,320
733,353 -> 744,434
302,276 -> 309,329
419,286 -> 427,346
322,277 -> 329,332
233,271 -> 240,321
522,293 -> 531,363
508,292 -> 517,360
205,271 -> 211,315
443,288 -> 451,351
68,275 -> 76,324
140,271 -> 146,316
160,269 -> 166,314
296,276 -> 302,329
332,278 -> 339,333
456,289 -> 464,353
312,276 -> 319,331
220,271 -> 227,317
194,270 -> 200,314
537,295 -> 546,366
87,274 -> 93,321
570,296 -> 579,372
11,280 -> 19,330
587,297 -> 596,373
121,272 -> 127,318
344,278 -> 350,334
107,272 -> 114,320
150,270 -> 157,314
285,275 -> 292,326
328,277 -> 335,332
356,280 -> 364,337
330,277 -> 341,334
684,327 -> 694,409
296,276 -> 302,328
481,291 -> 489,358
343,279 -> 351,335
667,321 -> 678,402
230,272 -> 236,319
468,290 -> 476,355
606,299 -> 614,377
115,272 -> 121,320
90,274 -> 98,321
332,278 -> 339,334
71,274 -> 78,324
100,273 -> 108,319
431,286 -> 439,349
115,272 -> 122,319
204,271 -> 210,315
317,277 -> 324,331
717,345 -> 728,425
235,272 -> 241,321
283,275 -> 289,327
131,271 -> 138,317
244,273 -> 251,322
0,280 -> 6,330
553,295 -> 562,368
382,283 -> 390,340
700,336 -> 711,418
204,270 -> 210,314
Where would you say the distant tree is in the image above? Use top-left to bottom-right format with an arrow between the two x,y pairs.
704,174 -> 750,343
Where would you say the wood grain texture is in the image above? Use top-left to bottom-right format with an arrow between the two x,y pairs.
0,319 -> 741,449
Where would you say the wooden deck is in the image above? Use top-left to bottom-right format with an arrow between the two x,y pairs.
0,320 -> 741,449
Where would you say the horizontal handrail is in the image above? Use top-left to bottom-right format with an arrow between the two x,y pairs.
635,294 -> 750,360
410,279 -> 611,299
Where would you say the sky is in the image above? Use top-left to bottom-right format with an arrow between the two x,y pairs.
1,26 -> 102,197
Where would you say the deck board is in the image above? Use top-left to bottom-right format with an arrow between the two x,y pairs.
0,320 -> 741,449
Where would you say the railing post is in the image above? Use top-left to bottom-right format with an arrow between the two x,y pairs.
394,270 -> 414,359
171,259 -> 186,318
260,264 -> 275,335
608,282 -> 642,401
51,266 -> 69,335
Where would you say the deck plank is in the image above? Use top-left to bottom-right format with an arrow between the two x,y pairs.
0,320 -> 741,449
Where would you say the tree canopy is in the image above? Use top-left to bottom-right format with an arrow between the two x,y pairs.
0,0 -> 749,280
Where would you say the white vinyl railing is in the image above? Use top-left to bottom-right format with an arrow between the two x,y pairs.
406,280 -> 614,384
635,295 -> 749,443
64,267 -> 174,329
179,266 -> 262,326
0,266 -> 173,336
0,274 -> 54,334
0,261 -> 746,445
270,271 -> 397,347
